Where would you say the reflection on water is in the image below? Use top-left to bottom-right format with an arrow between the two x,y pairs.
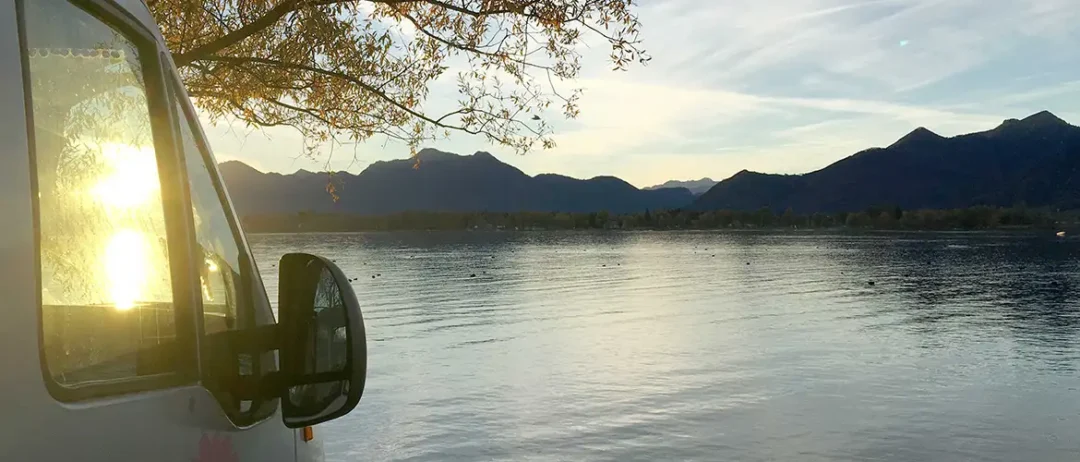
252,231 -> 1080,462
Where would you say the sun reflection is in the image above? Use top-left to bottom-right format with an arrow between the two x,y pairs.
104,229 -> 149,311
85,142 -> 162,311
90,143 -> 160,208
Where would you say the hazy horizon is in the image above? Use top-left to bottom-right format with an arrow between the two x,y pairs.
216,109 -> 1066,189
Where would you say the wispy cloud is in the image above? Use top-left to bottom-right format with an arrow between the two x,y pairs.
644,0 -> 1080,94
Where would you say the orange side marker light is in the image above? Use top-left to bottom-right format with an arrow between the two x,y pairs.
302,426 -> 314,442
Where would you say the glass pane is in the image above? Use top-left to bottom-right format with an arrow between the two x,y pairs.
312,268 -> 349,374
175,101 -> 242,336
174,94 -> 266,419
288,267 -> 349,416
26,0 -> 176,385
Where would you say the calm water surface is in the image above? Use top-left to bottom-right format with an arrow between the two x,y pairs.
250,231 -> 1080,461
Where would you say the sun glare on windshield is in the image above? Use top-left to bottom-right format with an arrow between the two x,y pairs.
90,143 -> 160,209
104,228 -> 149,311
86,142 -> 162,310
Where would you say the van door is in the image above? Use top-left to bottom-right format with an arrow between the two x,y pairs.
7,0 -> 301,460
169,72 -> 319,461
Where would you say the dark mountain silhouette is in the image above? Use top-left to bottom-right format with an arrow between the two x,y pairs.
645,178 -> 717,195
694,110 -> 1080,212
220,148 -> 694,216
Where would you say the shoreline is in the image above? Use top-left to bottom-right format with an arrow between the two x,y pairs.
240,206 -> 1075,235
245,227 -> 1064,235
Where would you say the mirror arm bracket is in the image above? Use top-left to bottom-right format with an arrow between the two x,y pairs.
224,324 -> 286,401
258,370 -> 287,400
233,323 -> 282,354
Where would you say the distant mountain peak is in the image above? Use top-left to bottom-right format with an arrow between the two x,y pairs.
1019,110 -> 1069,127
644,177 -> 718,195
414,149 -> 503,164
655,176 -> 714,183
997,118 -> 1021,129
731,169 -> 768,178
986,111 -> 1071,137
220,159 -> 254,168
415,148 -> 456,161
218,160 -> 263,175
890,126 -> 944,148
588,175 -> 633,187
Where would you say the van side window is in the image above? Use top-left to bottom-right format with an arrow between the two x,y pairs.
25,0 -> 178,386
175,100 -> 243,338
172,92 -> 272,421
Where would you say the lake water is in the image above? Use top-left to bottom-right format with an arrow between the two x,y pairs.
250,231 -> 1080,461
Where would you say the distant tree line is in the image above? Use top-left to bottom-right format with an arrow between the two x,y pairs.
241,205 -> 1078,233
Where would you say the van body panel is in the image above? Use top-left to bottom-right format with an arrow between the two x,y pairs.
0,0 -> 332,460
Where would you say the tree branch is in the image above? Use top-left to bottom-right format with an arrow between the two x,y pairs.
370,0 -> 521,17
200,55 -> 472,132
174,0 -> 539,67
174,0 -> 350,66
396,10 -> 553,71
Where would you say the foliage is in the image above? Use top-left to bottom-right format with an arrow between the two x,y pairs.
240,206 -> 1073,233
149,0 -> 648,156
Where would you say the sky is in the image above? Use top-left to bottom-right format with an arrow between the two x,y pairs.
201,0 -> 1080,188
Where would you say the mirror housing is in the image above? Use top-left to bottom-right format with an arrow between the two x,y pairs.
277,253 -> 366,428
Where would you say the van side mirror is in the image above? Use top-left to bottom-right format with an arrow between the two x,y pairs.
277,253 -> 366,428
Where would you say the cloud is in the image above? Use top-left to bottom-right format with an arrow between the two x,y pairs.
544,78 -> 770,156
548,76 -> 999,146
642,0 -> 1080,94
513,74 -> 1010,186
500,0 -> 1080,184
197,0 -> 1080,188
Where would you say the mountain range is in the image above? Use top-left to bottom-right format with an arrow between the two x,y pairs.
219,110 -> 1080,217
219,149 -> 693,216
645,178 -> 717,195
692,110 -> 1080,212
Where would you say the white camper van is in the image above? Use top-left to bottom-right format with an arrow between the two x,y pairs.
0,0 -> 367,460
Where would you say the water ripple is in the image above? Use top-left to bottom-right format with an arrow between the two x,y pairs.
253,231 -> 1080,462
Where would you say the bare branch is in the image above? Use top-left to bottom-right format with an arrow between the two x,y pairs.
200,55 -> 458,129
